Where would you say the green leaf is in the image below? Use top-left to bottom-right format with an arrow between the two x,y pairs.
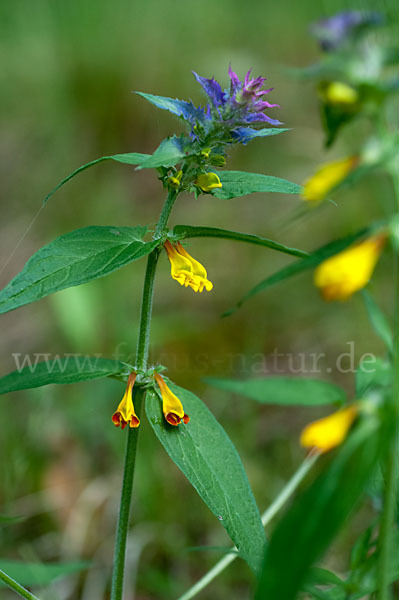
362,290 -> 393,353
0,561 -> 89,588
173,225 -> 309,259
136,92 -> 205,122
355,357 -> 392,397
224,225 -> 377,316
44,153 -> 150,204
204,376 -> 346,407
213,171 -> 302,199
0,358 -> 129,395
0,515 -> 24,526
137,136 -> 186,169
255,416 -> 391,600
146,384 -> 266,573
0,226 -> 158,314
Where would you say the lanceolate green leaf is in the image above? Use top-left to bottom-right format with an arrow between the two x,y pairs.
146,384 -> 266,573
204,376 -> 346,407
137,136 -> 186,169
44,153 -> 150,204
173,225 -> 309,259
224,225 -> 377,316
0,226 -> 159,314
0,561 -> 89,588
255,417 -> 391,600
213,171 -> 303,199
0,358 -> 129,395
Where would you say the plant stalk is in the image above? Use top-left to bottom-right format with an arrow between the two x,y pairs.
0,569 -> 40,600
110,189 -> 177,600
377,172 -> 399,600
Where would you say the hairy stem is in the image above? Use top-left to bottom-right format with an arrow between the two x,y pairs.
176,453 -> 318,600
377,173 -> 399,600
110,189 -> 177,600
0,569 -> 40,600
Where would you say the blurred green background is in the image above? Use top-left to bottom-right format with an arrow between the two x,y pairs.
0,0 -> 397,598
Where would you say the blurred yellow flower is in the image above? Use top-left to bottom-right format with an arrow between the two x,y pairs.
154,373 -> 190,426
168,170 -> 183,189
302,156 -> 358,203
195,172 -> 222,192
300,405 -> 358,454
323,81 -> 359,105
112,373 -> 140,429
164,240 -> 213,293
314,234 -> 385,301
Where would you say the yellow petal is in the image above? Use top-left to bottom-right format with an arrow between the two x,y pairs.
154,373 -> 190,426
302,156 -> 358,204
323,81 -> 359,105
300,405 -> 358,454
164,241 -> 213,293
314,234 -> 385,301
195,172 -> 222,192
112,373 -> 140,429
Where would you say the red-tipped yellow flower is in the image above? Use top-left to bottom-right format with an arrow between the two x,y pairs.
154,373 -> 189,426
300,405 -> 358,454
112,373 -> 140,429
164,241 -> 213,293
302,156 -> 358,204
314,234 -> 386,301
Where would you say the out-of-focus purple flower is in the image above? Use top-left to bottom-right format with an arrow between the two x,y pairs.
311,10 -> 384,51
192,67 -> 281,127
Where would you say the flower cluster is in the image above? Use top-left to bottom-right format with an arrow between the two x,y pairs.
112,371 -> 190,429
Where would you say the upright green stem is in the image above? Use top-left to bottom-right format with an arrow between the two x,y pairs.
377,173 -> 399,600
110,189 -> 177,600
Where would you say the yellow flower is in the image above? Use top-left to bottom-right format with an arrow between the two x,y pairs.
314,234 -> 385,301
300,405 -> 358,454
302,156 -> 358,204
164,241 -> 213,293
154,373 -> 190,426
168,170 -> 183,189
322,81 -> 359,105
195,172 -> 222,192
112,373 -> 140,429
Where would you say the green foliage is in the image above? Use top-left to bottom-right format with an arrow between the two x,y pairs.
355,357 -> 392,397
0,226 -> 159,314
204,376 -> 346,406
362,290 -> 393,353
0,358 -> 129,394
223,224 -> 380,316
255,416 -> 391,600
213,170 -> 302,199
0,561 -> 89,588
145,384 -> 266,574
44,153 -> 150,204
173,225 -> 309,258
137,136 -> 186,169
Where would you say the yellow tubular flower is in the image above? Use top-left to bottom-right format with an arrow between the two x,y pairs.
323,81 -> 359,105
164,241 -> 213,293
300,405 -> 358,454
154,373 -> 190,426
314,234 -> 385,301
302,156 -> 358,204
168,170 -> 183,189
195,172 -> 222,192
112,373 -> 140,429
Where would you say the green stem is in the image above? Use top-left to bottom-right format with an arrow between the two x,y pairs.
377,173 -> 399,600
176,453 -> 318,600
0,569 -> 40,600
110,188 -> 178,600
